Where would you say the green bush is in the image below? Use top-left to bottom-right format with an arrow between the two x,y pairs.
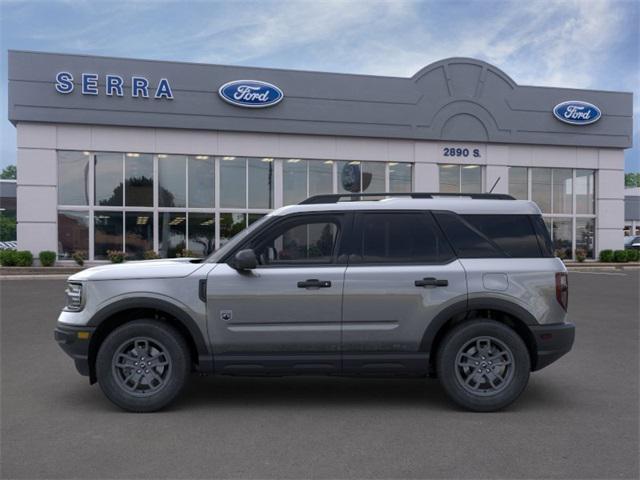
143,250 -> 160,260
39,250 -> 56,267
626,249 -> 639,262
575,248 -> 587,262
177,249 -> 196,258
613,250 -> 628,263
72,250 -> 87,266
15,250 -> 33,267
106,250 -> 126,263
599,249 -> 614,262
0,249 -> 18,266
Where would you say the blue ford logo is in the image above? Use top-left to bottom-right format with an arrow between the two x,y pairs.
218,80 -> 283,108
553,100 -> 601,125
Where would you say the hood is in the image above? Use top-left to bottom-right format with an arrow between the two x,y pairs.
68,258 -> 207,282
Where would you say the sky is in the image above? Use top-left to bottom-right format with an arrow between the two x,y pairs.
0,0 -> 638,172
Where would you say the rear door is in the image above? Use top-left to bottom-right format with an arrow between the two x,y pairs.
341,211 -> 467,373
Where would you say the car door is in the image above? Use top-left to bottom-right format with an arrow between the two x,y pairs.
206,212 -> 349,374
341,211 -> 467,374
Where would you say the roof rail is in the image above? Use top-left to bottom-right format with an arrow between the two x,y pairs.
299,192 -> 515,204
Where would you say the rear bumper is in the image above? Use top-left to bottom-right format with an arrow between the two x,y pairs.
530,322 -> 575,371
54,324 -> 95,377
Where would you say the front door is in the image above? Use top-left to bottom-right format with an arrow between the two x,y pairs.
207,213 -> 349,374
341,211 -> 467,374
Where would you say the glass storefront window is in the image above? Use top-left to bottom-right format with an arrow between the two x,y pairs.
220,212 -> 247,245
389,163 -> 412,192
552,168 -> 573,214
461,165 -> 482,193
188,213 -> 215,257
576,169 -> 595,214
188,156 -> 215,208
576,218 -> 595,259
283,159 -> 307,205
58,151 -> 90,205
550,217 -> 572,259
159,212 -> 186,258
508,167 -> 528,200
158,155 -> 186,207
248,158 -> 273,208
125,211 -> 153,259
94,211 -> 123,259
309,161 -> 333,197
362,162 -> 385,192
220,157 -> 246,208
532,168 -> 552,213
439,165 -> 459,193
95,153 -> 123,206
57,211 -> 89,259
125,153 -> 153,207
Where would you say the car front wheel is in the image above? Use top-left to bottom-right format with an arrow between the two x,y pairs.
96,320 -> 190,412
436,319 -> 530,412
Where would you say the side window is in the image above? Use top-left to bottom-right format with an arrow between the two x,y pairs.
530,215 -> 554,257
433,212 -> 503,258
252,217 -> 339,266
462,215 -> 543,258
352,212 -> 454,264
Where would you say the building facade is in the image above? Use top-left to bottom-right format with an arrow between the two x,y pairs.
8,51 -> 633,261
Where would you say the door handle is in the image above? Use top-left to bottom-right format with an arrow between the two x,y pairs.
415,277 -> 448,287
297,279 -> 332,289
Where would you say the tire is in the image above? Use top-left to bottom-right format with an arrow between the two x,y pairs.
436,319 -> 530,412
96,319 -> 190,412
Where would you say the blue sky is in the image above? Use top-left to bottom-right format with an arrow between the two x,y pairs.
1,0 -> 638,171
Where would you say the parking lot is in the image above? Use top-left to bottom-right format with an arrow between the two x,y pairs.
1,271 -> 638,479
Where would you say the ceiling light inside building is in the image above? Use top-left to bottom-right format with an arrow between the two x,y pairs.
287,159 -> 301,163
136,216 -> 149,225
195,155 -> 209,160
262,158 -> 273,162
158,154 -> 168,159
222,156 -> 235,161
463,165 -> 479,169
126,153 -> 140,157
169,217 -> 186,225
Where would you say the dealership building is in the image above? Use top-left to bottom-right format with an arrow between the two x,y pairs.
7,50 -> 633,261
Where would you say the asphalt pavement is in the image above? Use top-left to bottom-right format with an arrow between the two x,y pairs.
1,271 -> 638,479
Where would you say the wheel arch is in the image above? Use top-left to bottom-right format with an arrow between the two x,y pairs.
87,298 -> 212,383
422,298 -> 538,374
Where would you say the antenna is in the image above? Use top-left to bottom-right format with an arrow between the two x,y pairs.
489,176 -> 501,194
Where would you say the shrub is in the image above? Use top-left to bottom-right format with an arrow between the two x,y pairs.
15,250 -> 33,267
599,249 -> 614,262
613,250 -> 628,263
574,248 -> 587,263
143,250 -> 160,260
39,250 -> 56,267
106,250 -> 126,263
72,250 -> 87,266
0,249 -> 18,266
177,249 -> 196,258
626,249 -> 639,262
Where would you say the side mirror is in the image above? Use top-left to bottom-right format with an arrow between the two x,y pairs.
232,249 -> 257,271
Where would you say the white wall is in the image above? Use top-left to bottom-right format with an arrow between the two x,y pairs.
16,122 -> 627,256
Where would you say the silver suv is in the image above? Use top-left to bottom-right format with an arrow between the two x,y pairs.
55,193 -> 575,412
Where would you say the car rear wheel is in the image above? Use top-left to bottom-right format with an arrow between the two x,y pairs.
436,319 -> 530,412
96,320 -> 190,412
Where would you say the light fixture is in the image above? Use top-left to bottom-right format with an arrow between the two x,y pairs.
388,162 -> 398,166
463,165 -> 479,169
323,160 -> 334,165
169,216 -> 186,225
126,153 -> 140,157
222,156 -> 236,161
158,154 -> 168,159
441,164 -> 455,168
195,155 -> 209,160
349,161 -> 361,165
136,216 -> 149,225
82,151 -> 91,156
287,159 -> 301,163
262,157 -> 273,162
200,219 -> 214,226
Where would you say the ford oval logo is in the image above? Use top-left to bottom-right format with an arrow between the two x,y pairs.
553,100 -> 601,125
218,80 -> 283,108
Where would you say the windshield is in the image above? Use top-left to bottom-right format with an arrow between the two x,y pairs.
205,214 -> 274,263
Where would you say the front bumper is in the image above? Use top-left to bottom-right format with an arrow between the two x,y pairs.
54,324 -> 96,377
530,322 -> 575,371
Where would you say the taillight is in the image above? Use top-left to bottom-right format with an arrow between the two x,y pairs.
555,272 -> 569,311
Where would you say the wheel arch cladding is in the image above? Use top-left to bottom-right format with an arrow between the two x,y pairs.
422,298 -> 538,373
87,298 -> 211,383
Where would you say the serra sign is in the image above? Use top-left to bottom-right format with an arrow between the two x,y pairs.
55,72 -> 174,99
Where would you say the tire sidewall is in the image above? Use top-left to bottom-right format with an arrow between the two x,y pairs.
437,319 -> 530,412
96,320 -> 189,412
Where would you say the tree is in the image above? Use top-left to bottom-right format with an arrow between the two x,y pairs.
625,172 -> 640,188
1,165 -> 16,179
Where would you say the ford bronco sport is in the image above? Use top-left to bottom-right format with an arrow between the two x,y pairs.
55,192 -> 575,412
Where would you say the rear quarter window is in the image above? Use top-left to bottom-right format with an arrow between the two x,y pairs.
461,214 -> 544,258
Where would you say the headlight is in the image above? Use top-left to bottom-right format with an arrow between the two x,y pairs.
64,283 -> 84,311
